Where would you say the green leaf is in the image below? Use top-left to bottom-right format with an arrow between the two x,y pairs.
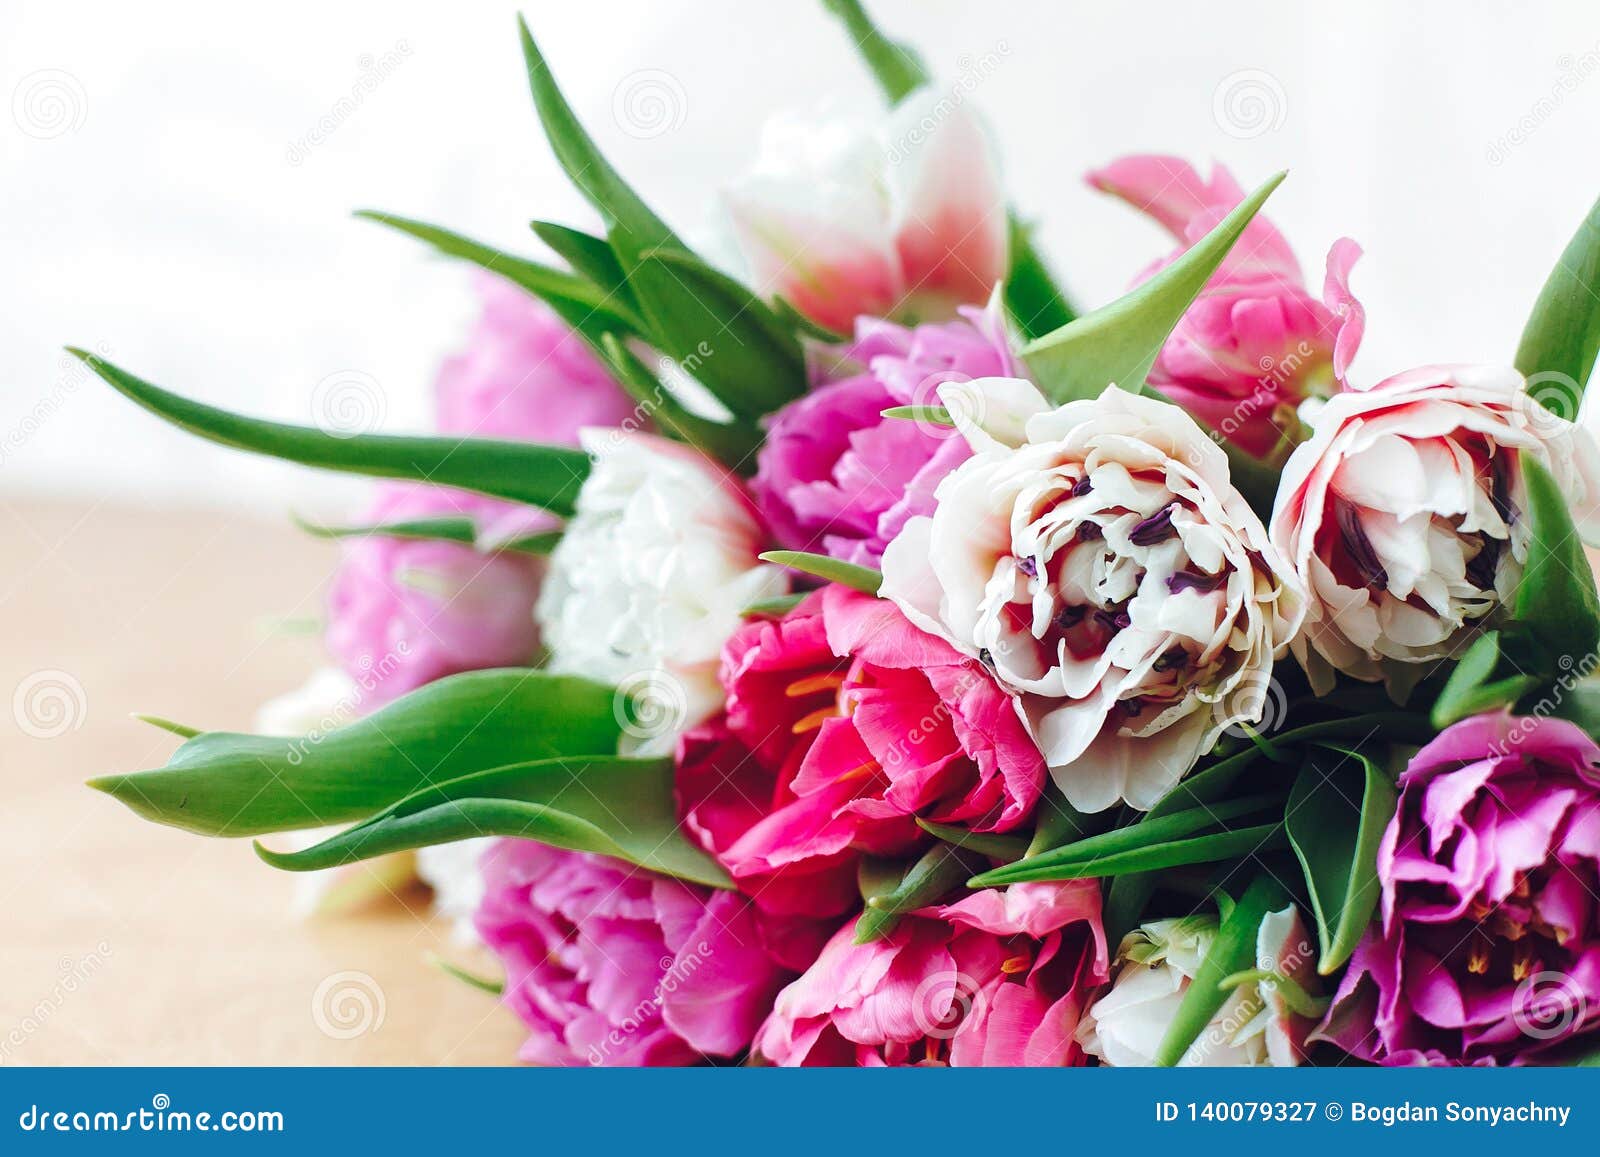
355,210 -> 644,343
1005,215 -> 1076,339
773,297 -> 850,343
880,405 -> 953,426
255,754 -> 731,888
625,249 -> 806,421
1026,781 -> 1108,858
741,592 -> 808,619
1217,968 -> 1328,1019
1022,172 -> 1286,404
1431,630 -> 1541,729
529,219 -> 636,312
1515,456 -> 1600,669
428,954 -> 503,996
1515,192 -> 1600,418
1153,873 -> 1292,1066
131,714 -> 202,739
595,334 -> 764,468
759,550 -> 882,594
818,0 -> 928,103
1285,744 -> 1397,975
292,512 -> 479,546
969,823 -> 1286,885
87,669 -> 622,837
67,350 -> 592,518
517,16 -> 686,266
854,844 -> 982,943
916,818 -> 1030,862
971,793 -> 1285,887
493,530 -> 564,556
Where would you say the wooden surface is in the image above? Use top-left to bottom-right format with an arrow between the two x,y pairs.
0,499 -> 525,1065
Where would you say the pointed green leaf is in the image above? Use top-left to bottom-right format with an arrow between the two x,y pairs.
1285,744 -> 1397,975
132,714 -> 202,739
1431,630 -> 1540,729
255,755 -> 730,888
881,405 -> 953,426
1022,173 -> 1286,404
493,529 -> 564,556
819,0 -> 928,103
293,512 -> 479,546
1515,456 -> 1600,669
972,793 -> 1285,886
356,210 -> 644,341
1025,781 -> 1106,858
530,219 -> 636,311
917,819 -> 1029,862
87,669 -> 622,837
970,823 -> 1286,885
1153,873 -> 1291,1066
624,249 -> 805,421
68,351 -> 592,517
760,550 -> 881,594
517,16 -> 686,264
428,954 -> 504,996
1515,192 -> 1600,417
597,333 -> 763,467
741,592 -> 808,619
855,844 -> 983,943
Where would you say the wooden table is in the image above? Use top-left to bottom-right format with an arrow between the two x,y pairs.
0,499 -> 525,1065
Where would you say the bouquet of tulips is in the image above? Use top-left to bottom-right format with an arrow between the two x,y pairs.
80,2 -> 1600,1067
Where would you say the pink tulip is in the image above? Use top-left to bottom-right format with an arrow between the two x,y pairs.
1089,155 -> 1364,458
476,840 -> 795,1066
755,880 -> 1108,1066
677,585 -> 1045,917
724,91 -> 1007,333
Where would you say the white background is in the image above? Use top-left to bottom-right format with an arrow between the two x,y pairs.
5,0 -> 1600,516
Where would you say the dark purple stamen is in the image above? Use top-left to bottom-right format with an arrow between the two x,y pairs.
1053,605 -> 1086,631
1466,535 -> 1503,590
978,648 -> 995,668
1070,475 -> 1094,498
1334,497 -> 1389,591
1094,608 -> 1132,632
1075,521 -> 1104,543
1129,503 -> 1179,547
1016,556 -> 1038,577
1168,569 -> 1225,595
1151,646 -> 1188,673
1122,696 -> 1146,718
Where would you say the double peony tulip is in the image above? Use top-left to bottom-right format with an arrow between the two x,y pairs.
881,379 -> 1305,813
1090,155 -> 1364,459
1271,364 -> 1600,693
677,584 -> 1045,918
755,880 -> 1108,1066
476,840 -> 794,1066
1316,714 -> 1600,1065
752,301 -> 1017,568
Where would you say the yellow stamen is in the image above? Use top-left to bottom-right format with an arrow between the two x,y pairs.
1000,954 -> 1031,975
790,705 -> 838,735
1466,944 -> 1491,975
786,671 -> 847,698
1511,943 -> 1534,982
1512,875 -> 1532,900
837,760 -> 880,783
